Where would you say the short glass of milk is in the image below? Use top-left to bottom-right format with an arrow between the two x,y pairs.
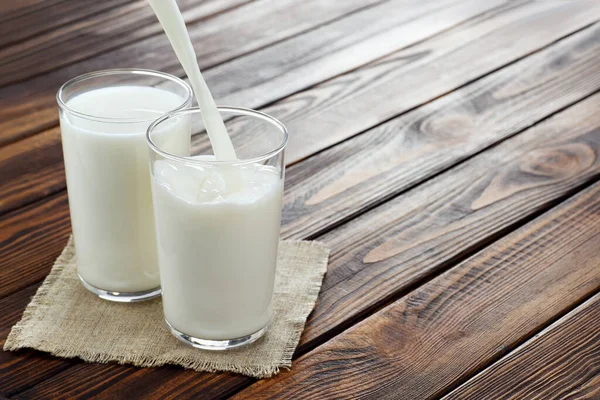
57,69 -> 192,302
147,107 -> 288,350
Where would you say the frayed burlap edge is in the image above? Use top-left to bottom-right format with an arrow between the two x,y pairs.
278,241 -> 330,372
4,238 -> 329,379
4,237 -> 75,353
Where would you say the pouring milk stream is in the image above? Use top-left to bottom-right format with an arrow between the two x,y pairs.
145,0 -> 285,343
146,0 -> 237,161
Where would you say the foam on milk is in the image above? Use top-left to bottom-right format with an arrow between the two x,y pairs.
151,161 -> 283,339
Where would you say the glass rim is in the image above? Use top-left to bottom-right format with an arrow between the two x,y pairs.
147,106 -> 289,166
56,68 -> 193,123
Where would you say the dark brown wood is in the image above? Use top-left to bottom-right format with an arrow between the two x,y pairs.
0,34 -> 588,300
12,362 -> 253,400
0,0 -> 507,215
1,0 -> 599,397
0,193 -> 71,299
0,0 -> 507,149
0,128 -> 64,215
0,0 -> 387,145
0,0 -> 252,87
231,180 -> 600,400
3,3 -> 600,218
0,285 -> 250,398
209,0 -> 505,109
0,287 -> 72,397
444,293 -> 600,400
281,22 -> 600,239
7,74 -> 600,400
264,0 -> 600,164
0,0 -> 129,49
0,0 -> 45,17
297,91 -> 600,355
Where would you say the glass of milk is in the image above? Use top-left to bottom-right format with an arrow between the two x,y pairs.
57,69 -> 192,302
147,107 -> 288,350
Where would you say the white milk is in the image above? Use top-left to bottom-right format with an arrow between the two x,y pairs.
146,0 -> 285,340
60,86 -> 190,292
146,0 -> 237,161
151,160 -> 283,340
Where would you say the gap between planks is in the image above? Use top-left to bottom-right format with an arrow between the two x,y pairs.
8,78 -> 600,400
0,0 -> 390,90
0,0 -> 129,49
3,2 -> 600,396
0,0 -> 496,145
231,180 -> 600,399
440,288 -> 600,399
1,4 -> 596,219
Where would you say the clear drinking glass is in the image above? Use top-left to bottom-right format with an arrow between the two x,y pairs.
57,69 -> 192,302
147,107 -> 288,350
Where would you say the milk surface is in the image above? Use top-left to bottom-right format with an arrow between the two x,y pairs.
151,160 -> 283,339
61,86 -> 189,292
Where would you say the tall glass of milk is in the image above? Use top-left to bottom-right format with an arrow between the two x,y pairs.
147,107 -> 288,350
57,69 -> 192,302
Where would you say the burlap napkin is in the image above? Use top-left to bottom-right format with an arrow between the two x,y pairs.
4,237 -> 329,378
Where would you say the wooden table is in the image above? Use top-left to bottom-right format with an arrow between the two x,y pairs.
2,0 -> 600,398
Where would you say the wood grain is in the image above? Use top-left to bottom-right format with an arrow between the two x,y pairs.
8,74 -> 600,400
0,0 -> 512,216
232,180 -> 600,400
290,91 -> 600,359
7,0 -> 593,161
3,27 -> 600,297
0,0 -> 386,144
0,193 -> 71,299
0,0 -> 128,49
0,0 -> 46,17
0,0 -> 252,87
11,361 -> 253,400
444,293 -> 600,400
12,0 -> 599,154
0,128 -> 64,215
3,18 -> 599,226
2,1 -> 600,397
262,0 -> 600,165
211,0 -> 506,109
0,287 -> 71,397
281,22 -> 600,239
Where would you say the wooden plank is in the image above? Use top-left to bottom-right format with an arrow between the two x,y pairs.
208,0 -> 503,109
0,0 -> 252,86
0,193 -> 71,299
2,17 -> 599,230
7,73 -> 600,400
0,0 -> 46,17
0,0 -> 128,49
281,22 -> 600,239
2,20 -> 599,291
443,293 -> 600,400
295,91 -> 600,356
0,0 -> 511,216
0,128 -> 64,215
262,0 -> 600,164
0,288 -> 249,398
0,287 -> 72,397
0,0 -> 498,146
0,0 -> 389,145
231,181 -> 600,400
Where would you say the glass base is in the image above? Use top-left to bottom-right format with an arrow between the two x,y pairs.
166,319 -> 269,350
78,275 -> 161,302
